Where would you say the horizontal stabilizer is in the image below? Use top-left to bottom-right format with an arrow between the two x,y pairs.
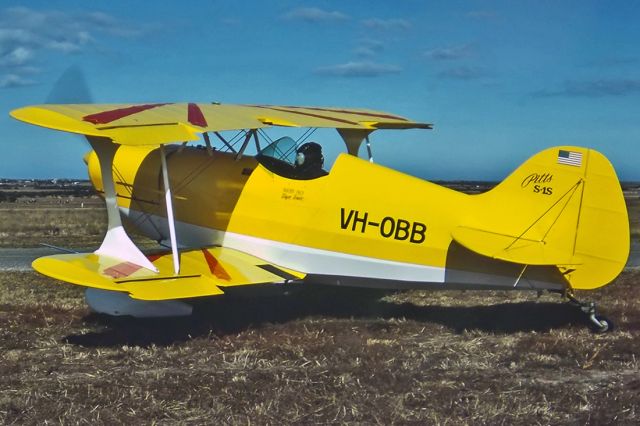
32,247 -> 305,301
452,226 -> 582,265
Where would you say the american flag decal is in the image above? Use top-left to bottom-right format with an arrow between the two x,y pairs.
557,150 -> 582,167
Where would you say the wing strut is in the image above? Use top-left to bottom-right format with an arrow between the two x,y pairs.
365,135 -> 374,163
202,132 -> 214,156
337,129 -> 372,156
160,145 -> 180,274
213,132 -> 237,153
235,130 -> 255,160
87,137 -> 158,272
253,130 -> 261,151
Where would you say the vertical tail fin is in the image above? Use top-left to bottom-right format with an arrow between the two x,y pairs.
453,146 -> 629,289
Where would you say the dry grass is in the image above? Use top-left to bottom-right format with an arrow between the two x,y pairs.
1,272 -> 639,424
626,195 -> 640,239
0,196 -> 157,248
0,197 -> 106,248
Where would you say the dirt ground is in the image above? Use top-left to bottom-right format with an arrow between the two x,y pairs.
0,185 -> 639,424
1,271 -> 639,424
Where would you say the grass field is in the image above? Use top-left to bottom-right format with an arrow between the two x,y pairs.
0,188 -> 639,424
1,271 -> 639,424
0,196 -> 105,248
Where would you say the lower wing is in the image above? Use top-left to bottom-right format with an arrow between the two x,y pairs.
32,247 -> 305,300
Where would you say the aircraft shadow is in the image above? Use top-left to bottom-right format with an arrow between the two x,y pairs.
63,287 -> 589,348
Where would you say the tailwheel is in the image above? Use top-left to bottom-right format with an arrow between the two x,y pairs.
589,315 -> 612,334
565,291 -> 614,333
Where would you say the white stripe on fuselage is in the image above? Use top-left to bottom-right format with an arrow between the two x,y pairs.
121,207 -> 445,283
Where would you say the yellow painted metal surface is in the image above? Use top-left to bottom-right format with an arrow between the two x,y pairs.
466,146 -> 629,289
32,247 -> 304,300
10,103 -> 431,146
99,144 -> 628,290
226,153 -> 462,268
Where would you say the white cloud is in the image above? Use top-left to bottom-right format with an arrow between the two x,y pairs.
45,40 -> 83,53
0,73 -> 35,88
315,61 -> 401,78
0,6 -> 151,88
15,65 -> 39,75
438,66 -> 487,80
466,11 -> 498,20
282,7 -> 348,23
0,28 -> 34,46
361,18 -> 411,31
220,18 -> 241,26
424,44 -> 473,61
533,79 -> 640,98
84,11 -> 148,37
0,46 -> 32,66
354,39 -> 385,58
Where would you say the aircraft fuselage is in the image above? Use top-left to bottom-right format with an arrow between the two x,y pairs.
87,145 -> 569,292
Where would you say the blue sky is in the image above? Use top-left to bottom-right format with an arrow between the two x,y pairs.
1,1 -> 639,180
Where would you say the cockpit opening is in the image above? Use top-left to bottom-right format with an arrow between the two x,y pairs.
256,137 -> 329,180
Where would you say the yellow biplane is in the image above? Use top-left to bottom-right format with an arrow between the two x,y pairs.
10,102 -> 629,331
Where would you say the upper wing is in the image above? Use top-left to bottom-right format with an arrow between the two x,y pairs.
10,103 -> 432,146
33,247 -> 305,301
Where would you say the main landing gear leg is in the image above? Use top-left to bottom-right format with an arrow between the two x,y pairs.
565,291 -> 613,333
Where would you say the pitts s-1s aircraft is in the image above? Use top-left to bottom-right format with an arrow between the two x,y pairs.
10,103 -> 629,331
